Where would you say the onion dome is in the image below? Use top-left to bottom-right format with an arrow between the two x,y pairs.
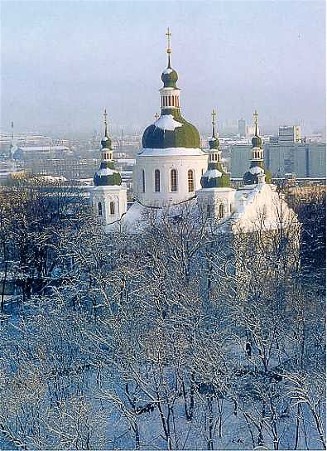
94,110 -> 122,187
201,110 -> 230,188
94,163 -> 122,187
209,134 -> 220,150
161,65 -> 178,88
252,134 -> 262,148
142,111 -> 200,148
142,28 -> 201,150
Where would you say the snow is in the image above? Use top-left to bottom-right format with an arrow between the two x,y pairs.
204,169 -> 222,179
249,166 -> 264,175
96,168 -> 115,176
154,114 -> 182,131
139,147 -> 204,157
17,146 -> 70,151
162,68 -> 173,74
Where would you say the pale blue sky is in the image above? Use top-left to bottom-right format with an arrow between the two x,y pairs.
1,0 -> 325,136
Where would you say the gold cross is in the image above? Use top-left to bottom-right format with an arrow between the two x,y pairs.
253,110 -> 258,127
166,27 -> 172,54
211,109 -> 216,127
104,108 -> 108,136
154,112 -> 159,121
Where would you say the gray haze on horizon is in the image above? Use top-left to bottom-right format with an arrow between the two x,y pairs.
1,0 -> 326,138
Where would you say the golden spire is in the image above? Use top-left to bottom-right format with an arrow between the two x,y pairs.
104,108 -> 108,137
211,109 -> 217,137
166,27 -> 172,67
253,109 -> 259,136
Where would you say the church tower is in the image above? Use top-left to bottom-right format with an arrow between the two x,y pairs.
197,110 -> 235,219
135,28 -> 208,207
91,110 -> 127,227
243,110 -> 270,185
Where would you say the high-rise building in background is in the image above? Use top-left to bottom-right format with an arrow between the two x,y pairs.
231,131 -> 326,179
278,125 -> 301,143
238,118 -> 246,137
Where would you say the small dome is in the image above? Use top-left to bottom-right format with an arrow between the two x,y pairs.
243,165 -> 264,185
101,135 -> 111,149
161,67 -> 178,88
252,134 -> 262,148
94,162 -> 122,187
200,162 -> 230,188
142,112 -> 200,149
209,136 -> 219,150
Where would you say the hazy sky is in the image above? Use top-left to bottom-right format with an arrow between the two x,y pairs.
1,0 -> 325,137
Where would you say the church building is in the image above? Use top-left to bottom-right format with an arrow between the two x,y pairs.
91,30 -> 298,236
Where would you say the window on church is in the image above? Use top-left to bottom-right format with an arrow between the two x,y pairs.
98,202 -> 103,216
170,169 -> 178,192
142,170 -> 146,193
110,201 -> 115,215
218,204 -> 224,219
188,169 -> 194,192
207,204 -> 213,218
155,169 -> 161,192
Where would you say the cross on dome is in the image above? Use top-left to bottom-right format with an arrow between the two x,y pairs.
166,27 -> 172,68
253,109 -> 259,136
166,27 -> 172,54
104,108 -> 108,137
211,109 -> 217,137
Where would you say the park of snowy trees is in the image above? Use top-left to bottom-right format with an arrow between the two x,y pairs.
0,179 -> 325,450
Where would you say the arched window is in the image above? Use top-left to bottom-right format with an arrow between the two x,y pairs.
98,202 -> 103,216
218,204 -> 224,219
188,169 -> 194,192
110,201 -> 115,215
142,170 -> 146,193
170,169 -> 178,192
155,169 -> 161,192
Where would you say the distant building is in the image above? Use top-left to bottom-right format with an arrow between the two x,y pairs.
278,125 -> 301,143
12,145 -> 99,180
265,141 -> 326,178
230,144 -> 252,177
231,124 -> 325,179
238,118 -> 246,137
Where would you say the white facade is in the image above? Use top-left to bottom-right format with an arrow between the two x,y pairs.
91,184 -> 127,228
135,147 -> 208,206
196,187 -> 236,219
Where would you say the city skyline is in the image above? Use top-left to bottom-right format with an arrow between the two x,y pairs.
1,0 -> 326,137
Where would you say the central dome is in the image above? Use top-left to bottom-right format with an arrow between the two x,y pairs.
142,110 -> 200,149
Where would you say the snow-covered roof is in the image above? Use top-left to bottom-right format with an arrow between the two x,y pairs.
154,114 -> 182,131
18,146 -> 70,151
96,168 -> 117,176
249,165 -> 264,175
138,147 -> 205,157
204,169 -> 222,179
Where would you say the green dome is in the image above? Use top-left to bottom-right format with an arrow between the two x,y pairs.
142,110 -> 200,149
209,136 -> 219,150
252,134 -> 262,148
101,135 -> 111,149
161,67 -> 178,88
94,161 -> 122,187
